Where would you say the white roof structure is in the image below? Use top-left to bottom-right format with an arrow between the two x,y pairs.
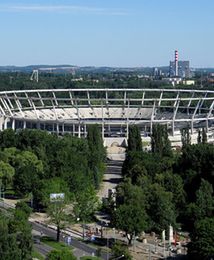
0,88 -> 213,143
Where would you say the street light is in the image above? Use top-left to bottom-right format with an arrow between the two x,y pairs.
77,217 -> 85,241
106,224 -> 109,260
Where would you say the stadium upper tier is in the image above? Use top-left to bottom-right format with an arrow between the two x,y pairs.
0,88 -> 213,142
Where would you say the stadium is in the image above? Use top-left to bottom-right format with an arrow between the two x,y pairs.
0,88 -> 213,147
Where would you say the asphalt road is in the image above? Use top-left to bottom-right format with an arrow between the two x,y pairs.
31,221 -> 111,260
34,242 -> 53,257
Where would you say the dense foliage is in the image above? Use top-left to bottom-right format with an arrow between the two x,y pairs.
0,128 -> 105,212
0,202 -> 32,260
115,124 -> 213,258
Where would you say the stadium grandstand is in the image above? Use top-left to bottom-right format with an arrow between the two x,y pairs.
0,88 -> 213,147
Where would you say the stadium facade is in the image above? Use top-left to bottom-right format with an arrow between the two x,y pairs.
0,88 -> 213,147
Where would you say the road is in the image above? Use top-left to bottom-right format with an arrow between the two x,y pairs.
34,242 -> 53,257
31,221 -> 111,259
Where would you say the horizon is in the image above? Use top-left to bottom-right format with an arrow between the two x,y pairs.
1,64 -> 214,69
1,0 -> 214,67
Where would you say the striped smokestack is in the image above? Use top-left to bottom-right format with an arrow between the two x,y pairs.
175,50 -> 178,76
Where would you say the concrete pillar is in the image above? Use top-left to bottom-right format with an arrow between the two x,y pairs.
4,118 -> 7,130
78,124 -> 81,138
102,123 -> 104,139
172,121 -> 175,136
126,121 -> 129,138
37,122 -> 40,129
62,123 -> 65,134
56,123 -> 59,134
191,120 -> 193,134
12,119 -> 15,130
206,120 -> 209,132
73,124 -> 75,136
23,121 -> 26,129
84,124 -> 87,137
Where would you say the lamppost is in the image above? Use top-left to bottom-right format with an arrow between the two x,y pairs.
106,224 -> 109,260
77,217 -> 85,241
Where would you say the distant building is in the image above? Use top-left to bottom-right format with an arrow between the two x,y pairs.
182,79 -> 195,86
169,60 -> 190,78
152,67 -> 162,79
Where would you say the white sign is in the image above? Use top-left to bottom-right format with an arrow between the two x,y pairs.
50,193 -> 65,202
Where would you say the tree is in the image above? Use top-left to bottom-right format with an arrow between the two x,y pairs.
113,181 -> 147,245
188,217 -> 214,260
8,206 -> 33,259
122,151 -> 147,185
151,124 -> 172,157
47,199 -> 73,242
0,161 -> 15,196
177,144 -> 214,203
87,125 -> 106,188
127,125 -> 142,152
15,201 -> 32,219
0,214 -> 22,260
197,129 -> 202,144
0,129 -> 16,148
73,185 -> 99,222
181,128 -> 191,148
154,171 -> 185,213
41,178 -> 73,242
47,249 -> 77,260
202,128 -> 207,144
13,151 -> 44,196
111,241 -> 132,260
147,184 -> 177,233
195,179 -> 213,220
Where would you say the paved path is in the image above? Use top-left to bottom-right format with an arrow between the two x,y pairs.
98,160 -> 123,199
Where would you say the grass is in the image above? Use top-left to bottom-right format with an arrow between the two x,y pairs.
41,236 -> 73,251
32,249 -> 45,260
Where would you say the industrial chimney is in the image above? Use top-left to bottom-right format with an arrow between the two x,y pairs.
175,50 -> 178,76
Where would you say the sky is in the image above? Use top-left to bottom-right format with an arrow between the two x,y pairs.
0,0 -> 214,67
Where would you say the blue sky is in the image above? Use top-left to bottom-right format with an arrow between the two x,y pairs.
0,0 -> 213,67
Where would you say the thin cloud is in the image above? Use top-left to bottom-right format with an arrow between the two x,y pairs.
0,4 -> 129,16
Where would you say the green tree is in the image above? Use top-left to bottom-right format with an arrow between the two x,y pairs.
8,204 -> 32,259
122,151 -> 147,185
181,127 -> 191,148
13,151 -> 44,196
40,178 -> 73,242
188,217 -> 214,260
147,184 -> 177,233
0,161 -> 15,197
113,181 -> 147,245
111,241 -> 132,260
202,128 -> 207,144
74,185 -> 99,222
197,129 -> 202,144
0,214 -> 22,260
154,171 -> 185,212
47,249 -> 77,260
195,179 -> 213,219
151,124 -> 172,157
0,129 -> 17,148
87,125 -> 106,188
127,125 -> 142,152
